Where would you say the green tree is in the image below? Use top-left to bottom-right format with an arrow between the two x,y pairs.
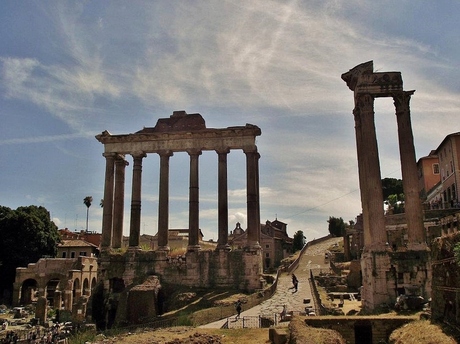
327,216 -> 346,237
83,196 -> 93,232
0,205 -> 60,301
293,230 -> 306,251
381,178 -> 404,200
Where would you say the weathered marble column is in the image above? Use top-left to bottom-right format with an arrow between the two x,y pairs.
157,150 -> 173,252
101,153 -> 116,249
255,152 -> 261,245
112,156 -> 128,249
245,148 -> 261,248
188,149 -> 202,251
356,93 -> 386,249
217,149 -> 231,250
129,152 -> 146,248
353,105 -> 371,248
394,91 -> 426,248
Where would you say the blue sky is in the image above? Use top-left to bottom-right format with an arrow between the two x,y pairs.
1,1 -> 460,241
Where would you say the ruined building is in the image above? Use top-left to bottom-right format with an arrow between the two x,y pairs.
342,61 -> 431,310
94,111 -> 264,326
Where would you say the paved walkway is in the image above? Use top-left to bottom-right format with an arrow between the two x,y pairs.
199,237 -> 342,328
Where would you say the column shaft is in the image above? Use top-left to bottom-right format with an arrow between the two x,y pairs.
112,156 -> 128,248
394,91 -> 426,246
356,93 -> 386,249
101,153 -> 116,248
188,150 -> 201,250
245,149 -> 260,248
158,151 -> 173,251
217,150 -> 230,250
129,153 -> 145,248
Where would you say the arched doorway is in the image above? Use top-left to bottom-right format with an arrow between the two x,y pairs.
46,279 -> 60,307
354,320 -> 372,344
20,279 -> 38,305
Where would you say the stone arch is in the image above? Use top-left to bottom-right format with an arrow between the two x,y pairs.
73,278 -> 81,299
91,277 -> 97,291
19,278 -> 38,305
46,279 -> 60,307
83,278 -> 90,296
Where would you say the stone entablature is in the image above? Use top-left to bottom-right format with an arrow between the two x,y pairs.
96,124 -> 261,154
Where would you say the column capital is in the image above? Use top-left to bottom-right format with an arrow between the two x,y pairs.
115,155 -> 129,166
103,152 -> 117,159
186,148 -> 202,156
355,93 -> 374,113
243,146 -> 258,154
216,148 -> 230,155
393,90 -> 415,115
131,151 -> 147,159
157,150 -> 174,157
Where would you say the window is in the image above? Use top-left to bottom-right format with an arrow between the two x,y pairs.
265,244 -> 270,249
62,252 -> 67,258
71,251 -> 76,258
79,252 -> 87,257
433,163 -> 439,174
265,253 -> 270,258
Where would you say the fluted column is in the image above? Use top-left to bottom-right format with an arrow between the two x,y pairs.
394,91 -> 426,248
188,149 -> 202,251
245,148 -> 261,249
129,152 -> 146,248
101,153 -> 116,249
157,150 -> 173,252
355,94 -> 386,249
112,155 -> 128,249
217,149 -> 230,250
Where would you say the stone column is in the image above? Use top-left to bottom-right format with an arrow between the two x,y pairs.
217,149 -> 231,251
157,150 -> 173,252
255,152 -> 261,245
188,149 -> 202,251
112,156 -> 128,249
394,91 -> 426,248
101,153 -> 116,249
245,148 -> 261,249
355,93 -> 386,249
353,105 -> 371,248
129,152 -> 146,248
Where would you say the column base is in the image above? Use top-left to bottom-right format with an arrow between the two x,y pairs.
127,246 -> 142,252
156,246 -> 170,253
187,244 -> 201,252
216,244 -> 231,252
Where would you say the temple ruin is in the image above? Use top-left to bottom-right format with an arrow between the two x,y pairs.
341,61 -> 431,310
94,111 -> 264,326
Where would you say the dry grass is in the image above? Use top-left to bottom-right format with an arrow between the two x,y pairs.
289,316 -> 345,344
90,327 -> 271,344
389,320 -> 457,344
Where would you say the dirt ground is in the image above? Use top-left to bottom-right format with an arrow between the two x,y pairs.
90,326 -> 271,344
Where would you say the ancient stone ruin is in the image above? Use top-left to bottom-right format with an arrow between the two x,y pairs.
94,111 -> 264,326
341,61 -> 431,311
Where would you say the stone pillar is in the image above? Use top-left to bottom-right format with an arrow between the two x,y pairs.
217,149 -> 231,251
353,106 -> 371,247
188,149 -> 202,251
245,148 -> 261,249
394,91 -> 427,248
255,152 -> 261,245
157,150 -> 173,252
101,153 -> 116,249
355,93 -> 386,250
54,290 -> 62,309
129,152 -> 146,248
112,156 -> 128,249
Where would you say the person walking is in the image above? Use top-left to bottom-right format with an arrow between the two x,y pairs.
235,300 -> 242,320
292,274 -> 298,293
